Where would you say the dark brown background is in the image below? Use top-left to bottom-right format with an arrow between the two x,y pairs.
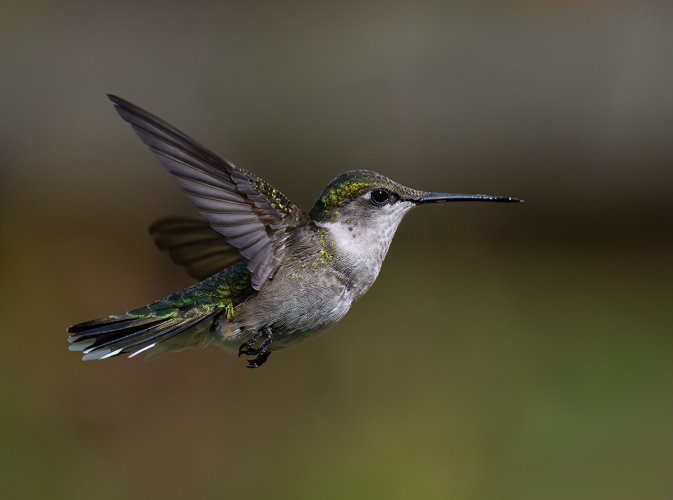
2,1 -> 672,499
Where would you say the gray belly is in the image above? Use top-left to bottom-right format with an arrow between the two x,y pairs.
214,270 -> 356,351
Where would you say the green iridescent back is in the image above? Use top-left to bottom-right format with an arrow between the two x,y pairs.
129,260 -> 252,323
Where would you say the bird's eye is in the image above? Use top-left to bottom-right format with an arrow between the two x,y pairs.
369,189 -> 390,206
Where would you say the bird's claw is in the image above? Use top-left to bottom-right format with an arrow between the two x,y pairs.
238,339 -> 258,357
246,350 -> 271,368
238,328 -> 273,368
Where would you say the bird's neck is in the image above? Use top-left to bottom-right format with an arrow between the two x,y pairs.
314,218 -> 402,297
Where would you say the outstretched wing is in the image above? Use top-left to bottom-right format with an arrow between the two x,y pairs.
108,95 -> 306,290
149,217 -> 244,281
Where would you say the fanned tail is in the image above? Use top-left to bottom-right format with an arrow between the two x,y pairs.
68,301 -> 218,361
68,261 -> 252,361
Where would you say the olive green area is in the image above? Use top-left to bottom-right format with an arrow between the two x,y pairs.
120,260 -> 251,322
249,176 -> 303,221
310,178 -> 374,222
2,220 -> 672,500
309,170 -> 416,223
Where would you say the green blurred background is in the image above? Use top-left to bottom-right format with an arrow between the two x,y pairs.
1,1 -> 672,499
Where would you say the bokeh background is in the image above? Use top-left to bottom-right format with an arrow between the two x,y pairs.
2,1 -> 672,499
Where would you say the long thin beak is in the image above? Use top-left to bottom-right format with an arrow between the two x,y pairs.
413,192 -> 523,204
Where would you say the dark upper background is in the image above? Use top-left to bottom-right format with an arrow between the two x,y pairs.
1,2 -> 672,499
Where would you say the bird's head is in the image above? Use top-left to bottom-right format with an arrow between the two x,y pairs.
310,169 -> 521,227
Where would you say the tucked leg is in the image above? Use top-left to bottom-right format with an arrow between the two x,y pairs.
238,334 -> 260,357
238,327 -> 273,368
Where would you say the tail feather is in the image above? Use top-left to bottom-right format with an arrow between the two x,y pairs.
68,261 -> 251,361
72,318 -> 173,356
68,315 -> 166,337
68,304 -> 219,361
105,313 -> 212,356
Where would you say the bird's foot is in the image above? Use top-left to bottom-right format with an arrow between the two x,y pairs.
239,328 -> 273,368
238,337 -> 259,357
246,350 -> 271,368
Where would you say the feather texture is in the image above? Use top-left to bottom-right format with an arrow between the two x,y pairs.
67,261 -> 252,360
108,94 -> 306,290
149,217 -> 244,280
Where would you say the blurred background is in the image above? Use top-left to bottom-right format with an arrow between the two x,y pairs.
1,1 -> 672,499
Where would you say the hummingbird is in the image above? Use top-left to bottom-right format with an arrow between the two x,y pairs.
68,95 -> 522,368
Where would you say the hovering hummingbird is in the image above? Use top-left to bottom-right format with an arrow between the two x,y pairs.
68,95 -> 522,368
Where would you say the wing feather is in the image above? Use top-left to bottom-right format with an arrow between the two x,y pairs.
109,95 -> 306,289
149,218 -> 244,280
